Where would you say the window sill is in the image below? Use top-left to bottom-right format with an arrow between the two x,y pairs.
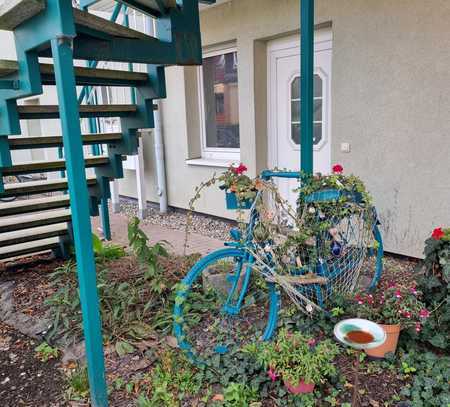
186,158 -> 236,168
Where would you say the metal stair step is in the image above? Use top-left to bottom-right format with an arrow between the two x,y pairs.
0,209 -> 71,233
80,0 -> 215,17
17,104 -> 139,120
0,222 -> 69,247
3,155 -> 111,176
0,60 -> 149,87
0,236 -> 62,261
0,0 -> 46,31
73,7 -> 155,40
8,133 -> 123,149
2,176 -> 97,197
0,195 -> 70,216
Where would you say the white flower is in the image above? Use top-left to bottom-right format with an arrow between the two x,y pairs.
308,207 -> 316,214
306,303 -> 314,313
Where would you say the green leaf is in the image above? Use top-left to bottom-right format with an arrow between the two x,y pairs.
115,340 -> 135,357
92,233 -> 103,254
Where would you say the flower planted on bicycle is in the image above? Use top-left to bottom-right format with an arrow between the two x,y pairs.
219,163 -> 259,202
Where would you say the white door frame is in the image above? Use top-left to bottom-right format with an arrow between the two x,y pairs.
267,30 -> 333,171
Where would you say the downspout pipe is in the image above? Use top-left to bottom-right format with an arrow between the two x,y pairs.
145,17 -> 168,213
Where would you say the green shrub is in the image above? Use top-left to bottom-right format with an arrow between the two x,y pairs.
243,329 -> 340,385
399,350 -> 450,406
415,227 -> 450,349
45,220 -> 173,343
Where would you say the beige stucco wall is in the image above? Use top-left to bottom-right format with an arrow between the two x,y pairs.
120,0 -> 450,258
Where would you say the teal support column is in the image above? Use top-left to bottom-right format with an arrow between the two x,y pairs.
51,36 -> 108,407
123,7 -> 137,105
78,2 -> 123,104
300,0 -> 314,174
87,90 -> 111,241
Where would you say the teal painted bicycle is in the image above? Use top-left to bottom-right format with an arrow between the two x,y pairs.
173,170 -> 383,361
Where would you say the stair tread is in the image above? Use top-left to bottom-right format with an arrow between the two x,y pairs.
0,59 -> 148,83
0,195 -> 70,215
0,0 -> 46,31
73,8 -> 155,40
0,222 -> 69,247
0,236 -> 61,259
17,104 -> 137,114
8,133 -> 123,148
3,155 -> 110,175
0,209 -> 71,232
2,176 -> 97,196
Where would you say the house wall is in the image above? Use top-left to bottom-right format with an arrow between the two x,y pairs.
0,0 -> 438,258
121,0 -> 450,257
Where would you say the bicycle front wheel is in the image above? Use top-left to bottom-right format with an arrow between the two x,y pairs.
173,247 -> 279,362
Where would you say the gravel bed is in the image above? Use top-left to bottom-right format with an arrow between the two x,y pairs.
119,198 -> 234,241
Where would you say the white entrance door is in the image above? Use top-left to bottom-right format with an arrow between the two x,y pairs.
268,31 -> 332,207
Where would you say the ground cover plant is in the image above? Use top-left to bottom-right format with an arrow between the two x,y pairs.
1,217 -> 449,405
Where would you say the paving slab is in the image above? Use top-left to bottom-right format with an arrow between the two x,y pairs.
91,211 -> 224,256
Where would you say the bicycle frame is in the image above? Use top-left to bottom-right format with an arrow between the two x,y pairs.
221,171 -> 302,316
220,169 -> 383,314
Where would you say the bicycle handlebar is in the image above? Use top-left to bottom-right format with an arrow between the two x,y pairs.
260,170 -> 301,180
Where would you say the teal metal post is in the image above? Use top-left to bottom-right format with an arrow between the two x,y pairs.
300,0 -> 314,174
51,36 -> 108,407
86,88 -> 111,241
78,2 -> 123,104
123,7 -> 137,105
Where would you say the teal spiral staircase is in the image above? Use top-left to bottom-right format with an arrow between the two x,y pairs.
0,0 -> 213,404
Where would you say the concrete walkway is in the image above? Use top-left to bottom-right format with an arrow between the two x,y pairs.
91,211 -> 224,256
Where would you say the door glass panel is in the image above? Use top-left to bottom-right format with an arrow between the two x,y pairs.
291,100 -> 300,122
291,123 -> 301,145
290,74 -> 323,146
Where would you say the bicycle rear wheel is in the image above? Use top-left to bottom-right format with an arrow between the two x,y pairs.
173,247 -> 279,363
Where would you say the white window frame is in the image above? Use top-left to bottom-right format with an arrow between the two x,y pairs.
197,45 -> 240,161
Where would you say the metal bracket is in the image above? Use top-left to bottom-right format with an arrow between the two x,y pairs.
0,80 -> 20,90
56,35 -> 75,49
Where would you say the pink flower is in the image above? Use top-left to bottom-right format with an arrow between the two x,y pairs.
367,294 -> 374,305
388,281 -> 396,288
419,309 -> 430,319
332,164 -> 344,174
410,287 -> 418,295
403,311 -> 411,318
231,163 -> 248,175
415,322 -> 422,332
267,367 -> 279,382
395,290 -> 402,299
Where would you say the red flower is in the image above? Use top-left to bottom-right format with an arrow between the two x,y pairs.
231,163 -> 248,175
394,290 -> 402,299
419,309 -> 430,319
332,164 -> 344,174
431,227 -> 445,240
415,322 -> 422,332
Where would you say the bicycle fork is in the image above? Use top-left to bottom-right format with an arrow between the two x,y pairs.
221,254 -> 254,315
